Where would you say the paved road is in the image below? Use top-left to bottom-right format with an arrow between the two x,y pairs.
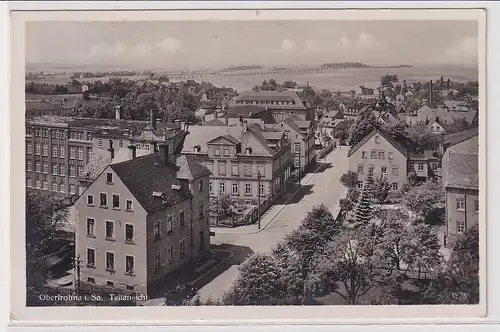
197,147 -> 350,300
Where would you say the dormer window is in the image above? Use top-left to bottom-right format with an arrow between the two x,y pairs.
194,145 -> 201,153
374,135 -> 380,143
245,148 -> 252,155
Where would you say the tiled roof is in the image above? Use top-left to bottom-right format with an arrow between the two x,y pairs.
443,127 -> 479,147
176,154 -> 211,180
348,128 -> 408,158
110,153 -> 193,214
261,131 -> 284,140
224,105 -> 266,118
444,152 -> 479,190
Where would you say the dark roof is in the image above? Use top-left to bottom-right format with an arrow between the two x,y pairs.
225,105 -> 266,118
202,118 -> 226,126
176,154 -> 211,180
110,153 -> 193,214
348,128 -> 408,158
409,150 -> 439,161
445,152 -> 479,190
443,127 -> 479,147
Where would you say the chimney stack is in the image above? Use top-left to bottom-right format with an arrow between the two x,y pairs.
239,115 -> 244,127
115,105 -> 122,120
150,109 -> 157,129
243,120 -> 248,132
159,144 -> 169,165
108,140 -> 115,160
225,116 -> 229,126
128,144 -> 137,159
429,80 -> 433,104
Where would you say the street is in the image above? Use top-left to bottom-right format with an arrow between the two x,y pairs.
197,146 -> 349,300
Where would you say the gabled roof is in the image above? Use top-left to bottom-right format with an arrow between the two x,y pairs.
110,153 -> 194,214
443,127 -> 479,147
202,118 -> 226,126
176,154 -> 212,180
207,134 -> 240,145
444,152 -> 479,190
261,131 -> 284,140
348,128 -> 408,158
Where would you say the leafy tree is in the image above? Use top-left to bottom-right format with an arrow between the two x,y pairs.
380,74 -> 399,87
348,108 -> 379,146
444,117 -> 471,134
372,175 -> 391,204
339,189 -> 359,222
376,209 -> 412,271
406,122 -> 442,154
300,204 -> 341,243
404,223 -> 443,279
209,192 -> 233,220
340,171 -> 358,190
402,180 -> 444,222
282,80 -> 297,88
424,225 -> 479,304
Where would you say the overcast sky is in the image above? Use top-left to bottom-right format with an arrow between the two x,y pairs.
26,20 -> 479,70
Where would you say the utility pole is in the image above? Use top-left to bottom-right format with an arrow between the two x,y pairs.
75,254 -> 82,297
296,151 -> 301,188
257,171 -> 262,229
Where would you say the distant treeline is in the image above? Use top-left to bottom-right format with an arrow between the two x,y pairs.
220,65 -> 263,72
321,62 -> 371,68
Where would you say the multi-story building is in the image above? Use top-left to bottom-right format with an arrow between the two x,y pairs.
181,121 -> 293,207
408,150 -> 441,182
74,146 -> 211,296
348,128 -> 408,196
269,116 -> 316,173
231,91 -> 314,122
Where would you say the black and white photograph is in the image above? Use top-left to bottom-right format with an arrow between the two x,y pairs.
11,7 -> 486,321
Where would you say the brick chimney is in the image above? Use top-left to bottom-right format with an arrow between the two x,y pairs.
429,80 -> 433,104
108,140 -> 115,160
150,109 -> 157,129
128,144 -> 137,159
159,144 -> 169,165
115,105 -> 122,120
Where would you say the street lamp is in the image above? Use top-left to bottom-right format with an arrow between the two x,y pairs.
257,171 -> 262,229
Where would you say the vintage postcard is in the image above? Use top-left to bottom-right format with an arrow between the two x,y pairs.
9,7 -> 486,324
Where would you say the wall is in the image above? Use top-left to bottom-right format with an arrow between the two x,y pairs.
445,187 -> 479,239
75,166 -> 148,295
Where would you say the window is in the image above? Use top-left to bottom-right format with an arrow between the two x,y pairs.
35,161 -> 41,173
168,245 -> 174,263
257,164 -> 265,177
294,157 -> 300,168
87,248 -> 95,267
361,151 -> 367,159
209,181 -> 213,193
105,252 -> 115,271
77,147 -> 84,160
245,183 -> 252,196
232,182 -> 239,195
418,163 -> 425,171
218,161 -> 226,176
357,165 -> 364,173
106,281 -> 114,287
368,165 -> 374,174
87,147 -> 93,161
392,166 -> 399,176
179,210 -> 186,228
391,183 -> 399,191
86,218 -> 95,236
87,277 -> 95,283
154,252 -> 160,272
59,164 -> 65,176
42,143 -> 48,156
106,172 -> 113,183
214,147 -> 221,156
51,181 -> 57,191
26,143 -> 32,155
199,179 -> 204,192
59,182 -> 65,193
26,178 -> 32,187
126,199 -> 133,211
375,135 -> 380,143
69,146 -> 76,159
259,183 -> 264,196
119,140 -> 124,148
223,148 -> 230,157
294,143 -> 300,152
231,164 -> 239,175
199,202 -> 204,219
100,193 -> 108,207
125,255 -> 135,275
432,163 -> 438,171
51,163 -> 57,175
381,166 -> 387,175
105,221 -> 114,240
244,163 -> 252,177
41,180 -> 48,190
219,181 -> 226,193
456,198 -> 465,211
456,221 -> 466,234
388,152 -> 394,159
69,184 -> 76,195
180,239 -> 186,258
370,150 -> 377,159
78,166 -> 84,177
35,179 -> 41,189
154,221 -> 161,240
112,194 -> 120,209
69,165 -> 76,177
97,138 -> 103,147
474,200 -> 479,213
145,144 -> 150,151
378,151 -> 385,159
357,181 -> 363,189
87,194 -> 94,206
26,160 -> 32,171
167,215 -> 173,233
59,146 -> 65,158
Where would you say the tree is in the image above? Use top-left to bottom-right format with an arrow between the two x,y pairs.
444,117 -> 471,134
300,204 -> 341,243
424,225 -> 479,304
380,74 -> 399,87
282,80 -> 297,88
404,223 -> 443,279
340,171 -> 358,190
348,108 -> 379,146
352,171 -> 374,228
402,180 -> 444,222
406,122 -> 442,154
376,209 -> 413,271
372,175 -> 390,204
209,193 -> 233,221
339,189 -> 359,222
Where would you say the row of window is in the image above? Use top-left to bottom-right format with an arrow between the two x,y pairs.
87,193 -> 134,211
27,143 -> 91,160
27,160 -> 84,177
86,218 -> 135,242
361,150 -> 394,160
86,249 -> 136,275
357,180 -> 399,191
209,181 -> 265,196
357,165 -> 399,176
208,162 -> 266,178
26,178 -> 77,194
456,198 -> 479,213
235,100 -> 296,106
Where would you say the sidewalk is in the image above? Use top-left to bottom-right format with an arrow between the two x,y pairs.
211,147 -> 342,236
